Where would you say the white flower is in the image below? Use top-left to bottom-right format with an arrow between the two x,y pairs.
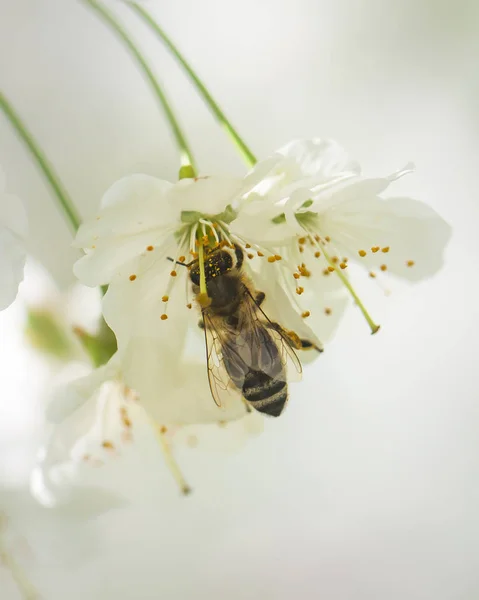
237,139 -> 452,334
72,173 -> 319,425
0,168 -> 27,310
33,354 -> 263,501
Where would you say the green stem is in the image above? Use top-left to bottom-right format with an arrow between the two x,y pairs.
0,92 -> 81,232
83,0 -> 196,174
128,3 -> 257,168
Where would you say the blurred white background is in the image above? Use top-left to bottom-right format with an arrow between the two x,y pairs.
1,0 -> 479,598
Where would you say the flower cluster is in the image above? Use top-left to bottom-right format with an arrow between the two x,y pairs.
31,138 -> 450,498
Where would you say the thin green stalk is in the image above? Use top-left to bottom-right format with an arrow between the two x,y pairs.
83,0 -> 196,174
128,3 -> 258,168
0,92 -> 81,232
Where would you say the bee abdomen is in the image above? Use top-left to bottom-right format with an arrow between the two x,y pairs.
242,371 -> 288,417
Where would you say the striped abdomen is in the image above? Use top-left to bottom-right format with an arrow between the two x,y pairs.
242,370 -> 288,417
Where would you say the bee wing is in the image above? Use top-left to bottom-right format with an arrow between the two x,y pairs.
202,312 -> 247,409
242,289 -> 303,383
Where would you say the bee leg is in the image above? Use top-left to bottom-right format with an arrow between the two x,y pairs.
268,322 -> 323,353
255,291 -> 266,306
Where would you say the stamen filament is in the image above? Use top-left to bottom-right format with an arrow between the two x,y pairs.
158,428 -> 191,495
0,91 -> 81,232
198,241 -> 208,298
128,3 -> 257,168
321,245 -> 380,334
83,0 -> 197,175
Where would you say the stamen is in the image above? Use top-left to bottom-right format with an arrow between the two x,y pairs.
293,273 -> 300,280
381,246 -> 390,253
160,314 -> 168,320
129,274 -> 137,281
369,271 -> 376,278
406,260 -> 415,267
321,243 -> 380,335
267,256 -> 276,263
157,426 -> 191,495
314,251 -> 321,258
380,264 -> 387,271
102,440 -> 115,451
358,249 -> 367,257
257,251 -> 264,257
146,245 -> 154,251
274,254 -> 282,261
302,311 -> 311,318
170,270 -> 177,277
324,307 -> 332,315
340,262 -> 347,270
371,246 -> 380,253
197,242 -> 211,307
296,286 -> 304,295
162,295 -> 169,302
247,253 -> 254,259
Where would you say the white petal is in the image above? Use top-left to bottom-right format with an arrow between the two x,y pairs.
101,240 -> 188,354
46,358 -> 120,424
74,175 -> 176,248
33,375 -> 140,508
321,195 -> 452,281
169,410 -> 263,452
166,176 -> 245,215
231,194 -> 296,245
277,138 -> 361,180
73,230 -> 176,287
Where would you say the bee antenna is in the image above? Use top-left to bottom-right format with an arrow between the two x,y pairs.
166,257 -> 192,268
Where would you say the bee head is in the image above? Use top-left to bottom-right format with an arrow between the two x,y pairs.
189,248 -> 235,285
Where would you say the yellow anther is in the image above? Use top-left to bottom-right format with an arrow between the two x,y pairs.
146,245 -> 154,251
102,441 -> 115,450
299,246 -> 304,253
257,251 -> 264,257
267,256 -> 276,263
340,262 -> 347,269
324,307 -> 332,315
245,243 -> 251,249
381,246 -> 390,253
327,265 -> 335,273
331,256 -> 339,264
406,260 -> 415,267
160,314 -> 168,320
160,426 -> 168,434
380,264 -> 387,271
178,255 -> 186,262
314,251 -> 321,258
298,237 -> 306,244
371,246 -> 380,253
322,268 -> 330,276
162,295 -> 169,302
358,249 -> 367,257
293,273 -> 300,280
274,254 -> 282,261
170,270 -> 177,277
325,236 -> 331,242
302,311 -> 311,318
247,253 -> 254,259
296,287 -> 304,295
186,303 -> 192,309
369,271 -> 376,278
129,274 -> 137,281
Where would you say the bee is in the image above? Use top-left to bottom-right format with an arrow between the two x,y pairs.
188,244 -> 319,417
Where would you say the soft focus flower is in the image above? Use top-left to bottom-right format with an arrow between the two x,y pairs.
237,139 -> 452,334
0,168 -> 27,311
33,354 -> 263,502
73,173 -> 321,424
